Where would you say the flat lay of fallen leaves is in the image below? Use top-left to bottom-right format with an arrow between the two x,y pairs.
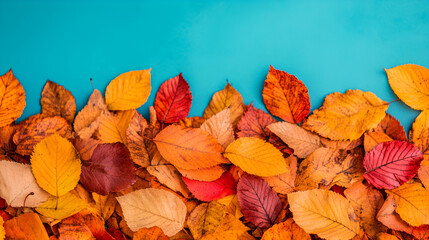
2,64 -> 429,240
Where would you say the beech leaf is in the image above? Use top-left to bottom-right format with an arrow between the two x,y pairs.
237,103 -> 275,139
133,226 -> 169,240
3,212 -> 49,240
36,192 -> 87,220
363,140 -> 423,189
0,69 -> 26,128
237,174 -> 282,228
261,219 -> 310,240
187,202 -> 227,239
182,172 -> 236,201
200,108 -> 235,149
98,110 -> 134,144
80,142 -> 137,195
126,110 -> 150,167
40,80 -> 76,124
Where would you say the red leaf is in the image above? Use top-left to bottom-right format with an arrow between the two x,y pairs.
80,143 -> 137,195
154,73 -> 192,124
0,197 -> 5,208
182,172 -> 236,201
237,173 -> 282,228
330,185 -> 346,197
237,103 -> 275,139
0,210 -> 12,221
364,140 -> 423,189
107,228 -> 127,240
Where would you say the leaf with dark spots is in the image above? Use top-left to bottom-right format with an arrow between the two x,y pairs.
80,142 -> 136,195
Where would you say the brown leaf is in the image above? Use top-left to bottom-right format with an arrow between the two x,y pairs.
126,110 -> 150,167
0,69 -> 26,128
41,80 -> 76,124
372,113 -> 407,141
237,104 -> 275,139
72,138 -> 101,161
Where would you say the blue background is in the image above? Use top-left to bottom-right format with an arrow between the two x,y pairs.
1,0 -> 429,133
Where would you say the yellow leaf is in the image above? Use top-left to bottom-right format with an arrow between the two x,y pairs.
199,213 -> 254,240
203,83 -> 244,125
187,202 -> 227,239
36,192 -> 87,220
92,193 -> 117,220
74,89 -> 107,139
31,134 -> 81,197
147,165 -> 190,197
224,137 -> 287,177
410,109 -> 429,152
0,69 -> 26,128
385,64 -> 429,110
116,188 -> 187,237
268,122 -> 320,158
288,189 -> 359,240
386,182 -> 429,226
98,110 -> 134,144
364,132 -> 392,152
40,80 -> 76,124
201,108 -> 235,149
261,218 -> 310,240
263,155 -> 298,194
0,217 -> 4,240
303,89 -> 388,140
215,194 -> 242,219
105,69 -> 151,110
154,125 -> 228,170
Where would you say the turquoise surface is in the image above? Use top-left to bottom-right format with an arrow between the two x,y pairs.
1,0 -> 429,133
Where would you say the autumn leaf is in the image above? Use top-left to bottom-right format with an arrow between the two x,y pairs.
386,182 -> 429,226
303,89 -> 388,140
263,155 -> 298,194
126,110 -> 150,167
177,165 -> 226,182
154,73 -> 192,124
261,218 -> 310,240
80,143 -> 136,195
146,165 -> 190,197
0,69 -> 26,128
36,192 -> 87,220
237,174 -> 282,228
116,188 -> 186,236
40,80 -> 76,123
363,141 -> 423,189
92,193 -> 117,220
200,108 -> 235,149
224,137 -> 288,177
105,69 -> 151,111
288,189 -> 359,240
372,113 -> 407,141
98,110 -> 134,144
199,213 -> 254,240
363,131 -> 392,152
262,66 -> 310,123
31,134 -> 81,197
237,103 -> 275,139
13,116 -> 72,155
0,217 -> 4,240
74,89 -> 107,139
0,161 -> 49,207
385,64 -> 429,110
187,202 -> 226,239
3,212 -> 49,240
72,137 -> 101,161
203,83 -> 244,125
133,226 -> 169,240
183,172 -> 236,201
154,125 -> 228,170
268,121 -> 320,159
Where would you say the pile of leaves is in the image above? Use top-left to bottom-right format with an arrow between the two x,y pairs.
0,64 -> 429,240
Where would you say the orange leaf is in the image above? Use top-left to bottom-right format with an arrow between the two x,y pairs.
263,155 -> 298,194
3,212 -> 49,240
0,69 -> 26,128
133,226 -> 169,240
74,89 -> 107,139
261,218 -> 310,240
363,131 -> 392,152
372,113 -> 407,141
262,66 -> 310,123
237,104 -> 275,139
176,165 -> 226,182
154,125 -> 228,170
40,80 -> 76,124
98,110 -> 134,144
126,110 -> 150,167
201,108 -> 235,149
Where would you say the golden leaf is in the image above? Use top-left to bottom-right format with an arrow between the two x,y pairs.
203,83 -> 244,125
176,165 -> 226,182
303,89 -> 388,140
199,213 -> 254,240
187,202 -> 227,239
31,134 -> 81,197
116,188 -> 187,236
98,110 -> 134,144
201,108 -> 235,149
3,212 -> 49,240
224,137 -> 288,177
288,189 -> 359,240
105,69 -> 151,111
154,125 -> 228,170
268,121 -> 320,158
0,69 -> 26,127
36,192 -> 87,220
92,193 -> 117,220
364,131 -> 392,152
386,182 -> 429,226
385,64 -> 429,110
74,89 -> 107,139
40,80 -> 76,123
410,109 -> 429,152
261,218 -> 310,240
0,217 -> 4,240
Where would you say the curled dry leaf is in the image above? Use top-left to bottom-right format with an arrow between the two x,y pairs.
203,82 -> 244,125
187,202 -> 227,239
98,110 -> 134,144
237,103 -> 275,139
237,174 -> 282,228
40,80 -> 76,124
288,189 -> 359,240
303,89 -> 388,140
183,172 -> 236,201
80,143 -> 137,195
0,69 -> 26,128
224,137 -> 288,177
126,110 -> 150,167
116,188 -> 187,236
3,212 -> 49,240
31,134 -> 81,197
154,73 -> 192,124
262,65 -> 310,123
200,108 -> 235,149
74,89 -> 107,139
385,64 -> 429,110
261,218 -> 310,240
0,161 -> 49,207
154,125 -> 228,170
363,141 -> 423,189
105,69 -> 151,111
